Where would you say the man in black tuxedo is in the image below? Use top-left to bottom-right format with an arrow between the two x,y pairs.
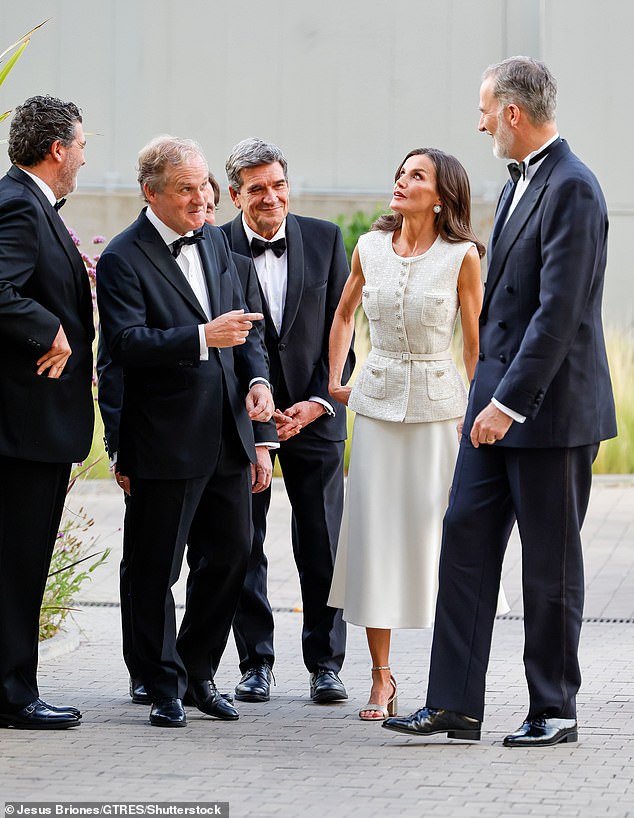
221,138 -> 355,703
384,57 -> 617,747
97,174 -> 275,706
96,137 -> 274,728
0,96 -> 93,730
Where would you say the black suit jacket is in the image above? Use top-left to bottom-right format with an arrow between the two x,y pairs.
96,210 -> 270,479
96,250 -> 276,455
221,213 -> 354,442
0,166 -> 94,462
465,140 -> 616,447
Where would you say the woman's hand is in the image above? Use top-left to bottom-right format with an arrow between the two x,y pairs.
329,383 -> 352,406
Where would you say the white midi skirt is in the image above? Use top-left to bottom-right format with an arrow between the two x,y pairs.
328,414 -> 509,628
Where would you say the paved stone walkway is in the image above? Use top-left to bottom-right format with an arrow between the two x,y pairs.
1,476 -> 633,817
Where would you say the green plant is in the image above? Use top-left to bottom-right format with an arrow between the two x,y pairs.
0,22 -> 47,122
334,207 -> 385,265
593,329 -> 634,474
39,463 -> 110,641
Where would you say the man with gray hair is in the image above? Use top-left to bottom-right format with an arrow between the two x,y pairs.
0,95 -> 93,729
222,138 -> 354,704
97,135 -> 274,728
384,57 -> 616,747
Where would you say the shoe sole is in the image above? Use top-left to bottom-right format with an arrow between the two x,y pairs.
131,695 -> 152,705
0,718 -> 81,730
382,722 -> 481,740
503,729 -> 577,747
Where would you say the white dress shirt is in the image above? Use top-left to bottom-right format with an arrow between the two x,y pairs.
19,169 -> 57,205
242,215 -> 334,417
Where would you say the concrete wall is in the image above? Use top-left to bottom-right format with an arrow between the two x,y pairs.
1,0 -> 632,327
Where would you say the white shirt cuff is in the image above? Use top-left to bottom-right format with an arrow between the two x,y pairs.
492,397 -> 526,423
309,396 -> 335,417
198,324 -> 208,361
255,442 -> 280,449
249,377 -> 272,391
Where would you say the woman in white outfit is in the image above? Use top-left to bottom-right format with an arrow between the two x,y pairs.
328,148 -> 507,720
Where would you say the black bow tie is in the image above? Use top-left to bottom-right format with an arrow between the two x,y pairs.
171,230 -> 205,258
250,237 -> 287,258
53,198 -> 66,211
507,140 -> 560,184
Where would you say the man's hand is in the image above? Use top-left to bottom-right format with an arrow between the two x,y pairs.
36,324 -> 71,378
204,309 -> 264,348
470,402 -> 513,448
251,446 -> 273,494
273,409 -> 302,441
283,401 -> 326,431
246,383 -> 274,421
114,469 -> 131,496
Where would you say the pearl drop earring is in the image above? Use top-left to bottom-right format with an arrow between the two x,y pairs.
433,204 -> 442,214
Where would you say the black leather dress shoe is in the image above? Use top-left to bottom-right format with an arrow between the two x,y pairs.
503,716 -> 577,747
309,669 -> 348,703
129,678 -> 151,704
383,707 -> 481,740
37,698 -> 81,718
185,679 -> 239,720
149,697 -> 186,727
0,700 -> 81,730
235,664 -> 273,702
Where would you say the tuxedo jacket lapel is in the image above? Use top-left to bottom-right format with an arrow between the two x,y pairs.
8,167 -> 93,333
198,227 -> 222,318
135,212 -> 209,322
279,213 -> 304,340
488,180 -> 515,255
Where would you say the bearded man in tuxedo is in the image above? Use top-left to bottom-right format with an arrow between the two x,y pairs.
384,57 -> 616,748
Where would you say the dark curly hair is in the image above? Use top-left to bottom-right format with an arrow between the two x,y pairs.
373,148 -> 485,258
8,95 -> 82,167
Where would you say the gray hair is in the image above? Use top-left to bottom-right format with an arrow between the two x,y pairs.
482,56 -> 557,125
225,138 -> 288,192
8,95 -> 82,167
137,135 -> 207,200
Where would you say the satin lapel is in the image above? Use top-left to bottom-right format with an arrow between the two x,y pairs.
229,216 -> 277,334
488,180 -> 515,256
8,167 -> 94,332
279,213 -> 304,339
135,213 -> 209,322
198,227 -> 221,318
483,179 -> 546,311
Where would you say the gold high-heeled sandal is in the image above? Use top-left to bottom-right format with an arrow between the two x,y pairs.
359,665 -> 398,721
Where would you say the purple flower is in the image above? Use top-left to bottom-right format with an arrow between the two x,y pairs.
92,235 -> 106,245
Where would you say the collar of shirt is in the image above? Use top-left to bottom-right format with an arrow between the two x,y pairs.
18,168 -> 56,206
520,132 -> 560,182
242,215 -> 287,247
145,206 -> 196,247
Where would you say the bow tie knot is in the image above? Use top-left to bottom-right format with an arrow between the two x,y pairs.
250,236 -> 287,258
171,230 -> 205,258
53,198 -> 66,212
507,162 -> 524,184
507,140 -> 560,184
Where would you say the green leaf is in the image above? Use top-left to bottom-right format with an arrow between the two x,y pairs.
0,40 -> 29,89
